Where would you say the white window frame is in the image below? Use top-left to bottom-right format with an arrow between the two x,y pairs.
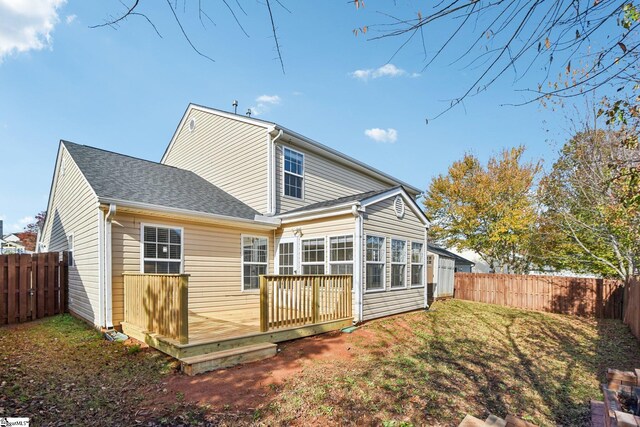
365,234 -> 386,293
139,223 -> 184,274
282,147 -> 305,200
410,241 -> 425,288
390,238 -> 408,290
67,234 -> 74,267
328,234 -> 354,276
241,234 -> 269,292
276,237 -> 297,275
300,237 -> 326,275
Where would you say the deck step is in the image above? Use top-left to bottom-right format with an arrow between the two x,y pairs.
458,415 -> 489,427
485,414 -> 507,426
180,342 -> 277,376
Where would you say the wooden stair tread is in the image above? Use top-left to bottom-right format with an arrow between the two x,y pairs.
485,414 -> 507,426
180,342 -> 277,364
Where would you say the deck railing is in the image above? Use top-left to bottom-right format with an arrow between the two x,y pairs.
123,273 -> 189,344
259,275 -> 353,332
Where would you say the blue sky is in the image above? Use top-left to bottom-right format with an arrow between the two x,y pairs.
0,1 -> 573,233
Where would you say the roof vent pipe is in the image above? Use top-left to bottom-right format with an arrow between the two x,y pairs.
246,109 -> 252,117
232,100 -> 238,114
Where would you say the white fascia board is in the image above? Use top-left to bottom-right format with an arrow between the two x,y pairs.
98,198 -> 279,230
276,127 -> 422,196
361,187 -> 431,227
276,204 -> 358,223
161,103 -> 276,164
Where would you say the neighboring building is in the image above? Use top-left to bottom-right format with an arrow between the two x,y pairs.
427,244 -> 475,300
1,232 -> 28,254
38,104 -> 430,345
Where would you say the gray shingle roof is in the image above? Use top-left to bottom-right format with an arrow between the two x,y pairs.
63,141 -> 259,220
427,244 -> 475,265
281,186 -> 402,215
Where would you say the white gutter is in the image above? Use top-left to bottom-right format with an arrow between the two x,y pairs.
103,204 -> 116,329
98,197 -> 280,230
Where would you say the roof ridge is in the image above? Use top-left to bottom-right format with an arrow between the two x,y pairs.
61,140 -> 183,171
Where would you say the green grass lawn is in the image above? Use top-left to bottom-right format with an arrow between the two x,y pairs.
1,300 -> 639,426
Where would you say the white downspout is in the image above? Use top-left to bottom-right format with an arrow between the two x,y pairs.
352,204 -> 364,323
104,204 -> 116,329
269,129 -> 284,216
424,226 -> 429,309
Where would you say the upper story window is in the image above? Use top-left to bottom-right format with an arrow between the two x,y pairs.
284,147 -> 304,199
143,225 -> 182,274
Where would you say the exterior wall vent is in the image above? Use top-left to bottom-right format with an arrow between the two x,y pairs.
188,117 -> 196,132
394,195 -> 405,219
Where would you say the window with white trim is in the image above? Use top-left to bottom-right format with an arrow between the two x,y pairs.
411,242 -> 424,286
243,236 -> 268,290
301,238 -> 325,275
391,239 -> 407,288
329,235 -> 353,275
67,234 -> 74,267
278,241 -> 295,275
143,226 -> 182,274
365,235 -> 385,290
284,147 -> 304,199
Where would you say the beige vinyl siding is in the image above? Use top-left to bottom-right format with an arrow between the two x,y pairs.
362,197 -> 426,321
40,146 -> 100,325
162,108 -> 269,213
275,142 -> 389,213
110,213 -> 273,326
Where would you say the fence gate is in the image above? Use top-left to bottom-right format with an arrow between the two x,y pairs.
0,252 -> 68,325
437,257 -> 455,298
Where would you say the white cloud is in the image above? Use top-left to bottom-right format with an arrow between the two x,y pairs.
250,94 -> 281,116
350,64 -> 414,81
2,215 -> 33,233
65,14 -> 76,24
0,0 -> 67,60
364,128 -> 398,144
256,94 -> 281,105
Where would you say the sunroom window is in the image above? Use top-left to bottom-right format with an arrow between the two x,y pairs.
329,235 -> 353,275
301,238 -> 325,275
366,235 -> 385,290
243,236 -> 268,290
391,239 -> 407,288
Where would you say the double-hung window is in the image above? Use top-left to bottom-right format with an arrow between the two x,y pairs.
301,238 -> 325,274
411,242 -> 424,286
242,236 -> 268,290
67,234 -> 74,267
143,225 -> 182,274
284,147 -> 304,199
365,235 -> 385,290
391,239 -> 407,288
329,235 -> 353,275
278,241 -> 295,275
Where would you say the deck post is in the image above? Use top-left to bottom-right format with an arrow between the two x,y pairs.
312,277 -> 320,324
259,276 -> 268,332
178,274 -> 189,344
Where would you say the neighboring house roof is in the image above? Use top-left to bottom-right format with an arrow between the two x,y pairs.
3,234 -> 22,243
162,104 -> 422,195
427,244 -> 475,265
281,187 -> 398,215
63,141 -> 260,221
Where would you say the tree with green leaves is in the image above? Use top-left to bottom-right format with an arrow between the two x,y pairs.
424,147 -> 541,273
537,128 -> 640,282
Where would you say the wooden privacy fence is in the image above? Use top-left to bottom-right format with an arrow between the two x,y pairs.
454,272 -> 624,318
260,275 -> 353,332
0,252 -> 68,325
623,278 -> 640,340
123,273 -> 189,344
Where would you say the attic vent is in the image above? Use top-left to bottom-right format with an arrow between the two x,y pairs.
394,195 -> 405,218
188,117 -> 196,132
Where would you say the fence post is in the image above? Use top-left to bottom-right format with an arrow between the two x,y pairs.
312,276 -> 320,324
178,274 -> 189,344
259,276 -> 268,332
